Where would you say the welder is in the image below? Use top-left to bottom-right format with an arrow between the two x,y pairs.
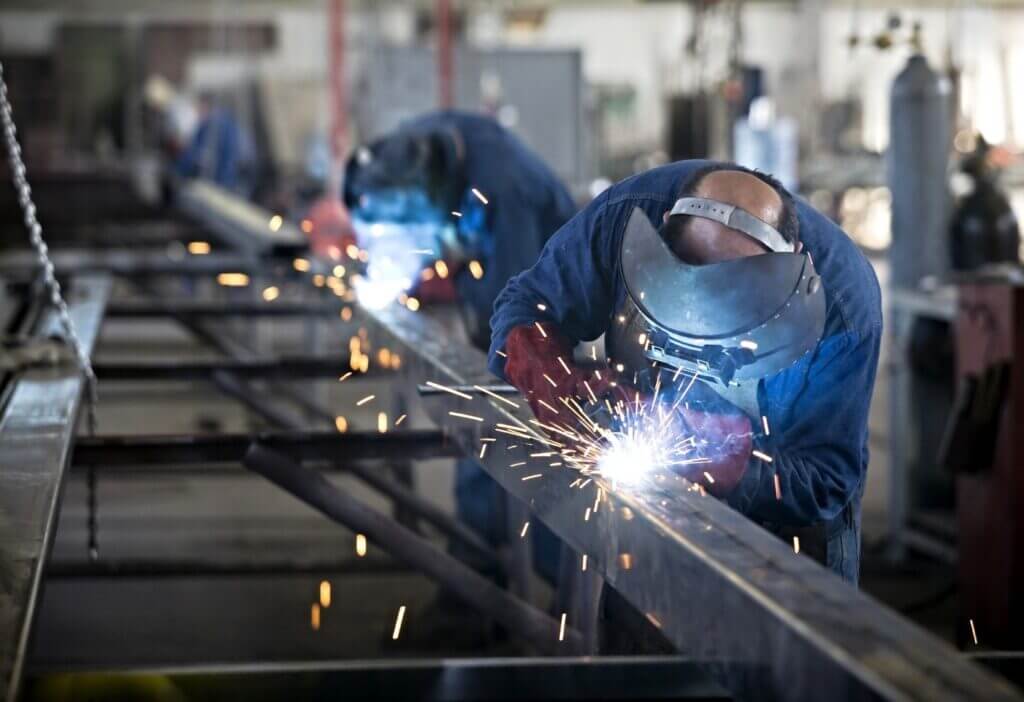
344,110 -> 577,585
490,160 -> 882,586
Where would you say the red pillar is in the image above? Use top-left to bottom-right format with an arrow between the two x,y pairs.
437,0 -> 453,109
328,0 -> 348,188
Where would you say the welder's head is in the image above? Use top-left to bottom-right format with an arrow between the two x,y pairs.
660,164 -> 800,265
343,130 -> 462,223
609,163 -> 824,390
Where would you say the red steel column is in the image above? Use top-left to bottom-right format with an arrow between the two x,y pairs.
329,0 -> 348,187
437,0 -> 453,109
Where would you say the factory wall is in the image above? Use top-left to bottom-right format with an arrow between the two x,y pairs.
3,3 -> 1024,157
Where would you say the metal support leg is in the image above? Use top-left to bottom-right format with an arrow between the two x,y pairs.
244,443 -> 581,654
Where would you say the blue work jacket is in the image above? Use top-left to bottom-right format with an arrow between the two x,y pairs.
488,160 -> 882,581
398,111 -> 577,345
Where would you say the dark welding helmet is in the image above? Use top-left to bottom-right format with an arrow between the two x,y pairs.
607,203 -> 825,391
343,127 -> 464,216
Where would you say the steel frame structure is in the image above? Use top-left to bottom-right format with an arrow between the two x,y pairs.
0,179 -> 1020,701
0,274 -> 111,701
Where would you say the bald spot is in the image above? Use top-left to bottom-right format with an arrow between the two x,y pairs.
666,170 -> 785,265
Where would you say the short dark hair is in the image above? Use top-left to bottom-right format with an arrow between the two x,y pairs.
666,162 -> 799,247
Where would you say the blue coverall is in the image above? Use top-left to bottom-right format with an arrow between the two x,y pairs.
394,111 -> 577,575
176,107 -> 250,193
488,160 -> 882,583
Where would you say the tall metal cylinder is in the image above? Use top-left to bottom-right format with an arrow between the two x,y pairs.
887,54 -> 953,289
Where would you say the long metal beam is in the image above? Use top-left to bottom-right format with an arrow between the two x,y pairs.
71,430 -> 459,467
0,275 -> 111,702
24,656 -> 724,701
176,180 -> 307,258
106,300 -> 343,319
352,298 -> 1023,701
0,249 -> 262,278
94,356 -> 358,381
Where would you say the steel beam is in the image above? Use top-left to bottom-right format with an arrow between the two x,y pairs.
106,300 -> 343,319
45,556 -> 408,579
94,356 -> 359,381
0,275 -> 110,701
0,249 -> 262,278
352,300 -> 1023,701
71,430 -> 458,467
176,180 -> 306,258
24,656 -> 725,701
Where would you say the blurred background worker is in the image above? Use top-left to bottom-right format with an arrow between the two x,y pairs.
175,91 -> 255,195
343,109 -> 577,585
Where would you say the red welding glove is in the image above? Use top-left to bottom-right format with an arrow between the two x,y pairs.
674,406 -> 753,497
504,322 -> 634,431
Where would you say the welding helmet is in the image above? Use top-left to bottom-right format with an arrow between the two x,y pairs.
344,128 -> 464,220
606,203 -> 825,392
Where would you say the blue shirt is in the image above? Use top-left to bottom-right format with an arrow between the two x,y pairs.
489,160 -> 882,530
396,111 -> 577,343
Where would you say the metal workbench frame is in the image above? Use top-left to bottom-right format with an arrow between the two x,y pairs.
0,274 -> 111,701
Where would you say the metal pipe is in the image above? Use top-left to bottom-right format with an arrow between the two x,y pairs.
95,357 -> 361,381
45,557 -> 408,579
243,443 -> 580,654
71,430 -> 459,467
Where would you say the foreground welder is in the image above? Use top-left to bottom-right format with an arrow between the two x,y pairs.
489,161 -> 882,584
344,111 -> 576,587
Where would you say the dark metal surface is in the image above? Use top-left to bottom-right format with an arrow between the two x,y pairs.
25,656 -> 726,701
71,430 -> 459,467
0,274 -> 110,702
354,297 -> 1023,701
107,300 -> 343,319
94,356 -> 359,381
243,444 -> 579,655
0,249 -> 262,279
45,556 -> 409,579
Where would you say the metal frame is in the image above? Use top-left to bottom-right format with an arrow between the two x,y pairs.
0,274 -> 111,701
350,287 -> 1021,701
25,656 -> 725,701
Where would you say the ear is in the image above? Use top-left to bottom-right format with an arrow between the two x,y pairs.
663,211 -> 670,223
796,241 -> 803,253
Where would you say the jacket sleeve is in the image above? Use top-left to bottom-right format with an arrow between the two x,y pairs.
487,190 -> 619,378
725,325 -> 881,525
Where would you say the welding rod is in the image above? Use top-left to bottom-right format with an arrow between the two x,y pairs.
417,383 -> 518,396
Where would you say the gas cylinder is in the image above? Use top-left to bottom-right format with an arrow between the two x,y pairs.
887,54 -> 953,288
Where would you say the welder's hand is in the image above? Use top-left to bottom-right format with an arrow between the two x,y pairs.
674,406 -> 752,497
504,322 -> 634,431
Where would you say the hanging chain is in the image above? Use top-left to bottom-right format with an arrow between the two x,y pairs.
0,62 -> 98,420
0,62 -> 101,559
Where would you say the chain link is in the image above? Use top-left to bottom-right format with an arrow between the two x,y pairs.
0,61 -> 98,426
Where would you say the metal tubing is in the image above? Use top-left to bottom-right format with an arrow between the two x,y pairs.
71,430 -> 459,467
107,300 -> 343,318
243,443 -> 581,654
45,557 -> 408,579
94,357 -> 360,381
